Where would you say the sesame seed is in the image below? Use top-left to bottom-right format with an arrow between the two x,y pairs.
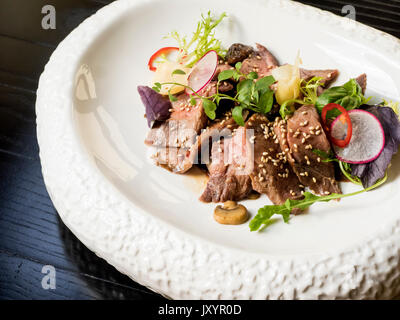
312,177 -> 317,183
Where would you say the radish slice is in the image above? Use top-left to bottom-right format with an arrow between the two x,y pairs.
331,109 -> 385,164
186,50 -> 218,95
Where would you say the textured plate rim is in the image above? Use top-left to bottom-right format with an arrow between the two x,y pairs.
36,0 -> 400,299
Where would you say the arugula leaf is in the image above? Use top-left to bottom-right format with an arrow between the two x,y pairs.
250,174 -> 388,232
315,79 -> 368,112
232,106 -> 245,126
202,98 -> 216,120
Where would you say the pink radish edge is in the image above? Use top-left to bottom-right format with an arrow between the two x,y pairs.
330,109 -> 385,164
186,50 -> 219,95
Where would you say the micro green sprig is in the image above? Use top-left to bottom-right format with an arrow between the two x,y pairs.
165,11 -> 227,68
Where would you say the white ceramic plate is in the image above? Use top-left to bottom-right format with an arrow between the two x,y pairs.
37,0 -> 400,299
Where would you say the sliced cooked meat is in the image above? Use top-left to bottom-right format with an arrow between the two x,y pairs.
145,82 -> 222,172
150,147 -> 193,173
244,114 -> 304,206
355,73 -> 367,94
225,43 -> 254,65
145,103 -> 206,149
145,82 -> 216,149
300,68 -> 339,87
278,105 -> 341,196
199,137 -> 253,203
240,43 -> 279,77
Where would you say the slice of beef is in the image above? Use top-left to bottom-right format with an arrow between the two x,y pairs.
355,73 -> 367,94
240,43 -> 279,77
279,105 -> 341,196
244,114 -> 304,205
300,68 -> 339,87
150,147 -> 193,173
145,79 -> 227,149
199,137 -> 253,203
145,82 -> 223,173
226,43 -> 254,65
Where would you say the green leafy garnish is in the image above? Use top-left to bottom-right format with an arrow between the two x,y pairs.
250,174 -> 387,232
278,77 -> 324,119
218,69 -> 235,82
165,11 -> 227,67
232,106 -> 245,126
312,149 -> 362,186
168,92 -> 178,102
152,82 -> 162,92
171,69 -> 186,75
315,79 -> 370,112
301,77 -> 325,105
202,98 -> 217,120
156,66 -> 276,126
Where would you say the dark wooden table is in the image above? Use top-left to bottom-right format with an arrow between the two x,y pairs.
0,0 -> 399,300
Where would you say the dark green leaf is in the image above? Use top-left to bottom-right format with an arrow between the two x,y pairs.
202,98 -> 217,120
255,76 -> 276,94
218,69 -> 235,81
236,80 -> 254,107
315,79 -> 367,112
190,96 -> 197,106
235,62 -> 242,72
258,90 -> 274,114
247,72 -> 258,80
232,106 -> 245,126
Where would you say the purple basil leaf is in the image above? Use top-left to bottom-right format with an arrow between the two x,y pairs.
352,105 -> 400,188
137,85 -> 172,128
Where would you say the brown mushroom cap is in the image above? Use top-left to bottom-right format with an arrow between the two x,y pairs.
214,201 -> 249,225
